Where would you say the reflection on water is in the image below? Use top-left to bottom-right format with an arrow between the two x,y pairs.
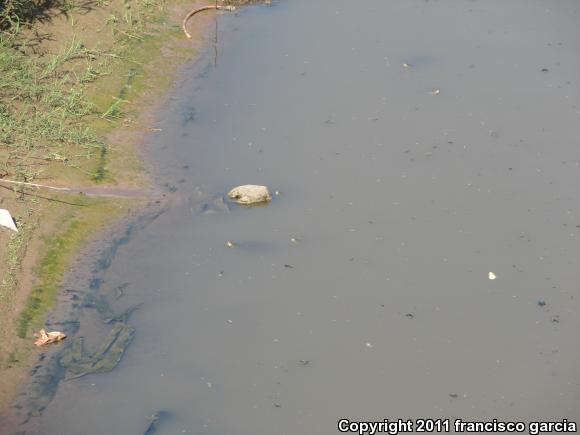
15,0 -> 580,433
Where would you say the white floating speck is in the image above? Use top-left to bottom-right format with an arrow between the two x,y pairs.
226,241 -> 235,248
365,342 -> 374,349
488,272 -> 497,280
431,89 -> 440,96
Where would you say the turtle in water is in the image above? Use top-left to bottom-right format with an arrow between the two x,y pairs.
227,185 -> 271,205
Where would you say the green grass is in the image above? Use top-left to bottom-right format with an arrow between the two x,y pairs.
0,32 -> 105,182
0,0 -> 172,185
0,0 -> 34,29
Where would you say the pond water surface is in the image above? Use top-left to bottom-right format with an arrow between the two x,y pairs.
14,0 -> 580,433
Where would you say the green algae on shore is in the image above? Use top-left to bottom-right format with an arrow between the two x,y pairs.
16,197 -> 128,340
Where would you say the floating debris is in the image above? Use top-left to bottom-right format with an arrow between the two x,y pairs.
488,272 -> 497,280
227,185 -> 271,205
537,300 -> 547,307
226,241 -> 236,248
284,264 -> 294,269
182,4 -> 236,39
144,411 -> 172,435
365,342 -> 374,349
431,89 -> 440,96
0,209 -> 18,232
34,329 -> 66,347
405,313 -> 415,319
290,237 -> 299,243
402,63 -> 411,69
298,360 -> 310,366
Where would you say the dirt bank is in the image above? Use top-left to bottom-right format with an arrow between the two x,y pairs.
0,0 -> 225,413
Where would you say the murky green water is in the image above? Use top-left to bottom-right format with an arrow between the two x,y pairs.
11,0 -> 580,433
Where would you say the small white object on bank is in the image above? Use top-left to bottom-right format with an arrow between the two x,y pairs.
0,209 -> 18,232
227,185 -> 272,205
488,272 -> 497,280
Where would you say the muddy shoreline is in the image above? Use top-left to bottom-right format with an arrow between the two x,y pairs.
10,202 -> 167,425
0,2 -> 229,431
